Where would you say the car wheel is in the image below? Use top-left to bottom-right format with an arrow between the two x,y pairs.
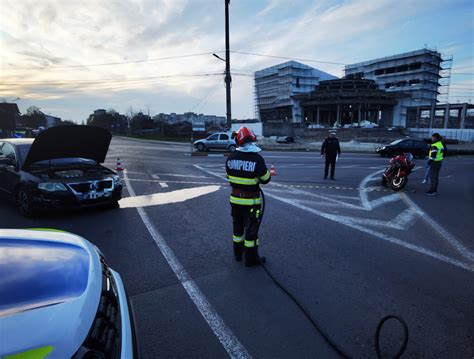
107,201 -> 120,209
197,143 -> 205,151
228,145 -> 236,152
16,188 -> 34,217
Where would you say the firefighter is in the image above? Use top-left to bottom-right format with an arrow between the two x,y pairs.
425,132 -> 446,196
321,131 -> 341,180
226,127 -> 271,267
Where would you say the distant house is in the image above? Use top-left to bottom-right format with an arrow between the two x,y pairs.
0,103 -> 20,137
43,113 -> 62,128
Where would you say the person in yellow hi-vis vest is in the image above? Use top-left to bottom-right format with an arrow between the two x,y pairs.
425,133 -> 446,196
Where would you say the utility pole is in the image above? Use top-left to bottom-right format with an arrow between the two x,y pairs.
224,0 -> 232,130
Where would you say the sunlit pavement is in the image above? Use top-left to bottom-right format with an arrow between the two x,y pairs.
2,137 -> 473,358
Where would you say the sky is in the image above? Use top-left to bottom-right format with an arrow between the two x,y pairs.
0,0 -> 473,123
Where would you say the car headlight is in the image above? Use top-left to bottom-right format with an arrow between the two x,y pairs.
112,175 -> 122,186
38,182 -> 68,192
380,146 -> 386,150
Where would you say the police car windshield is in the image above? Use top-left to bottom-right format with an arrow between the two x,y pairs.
390,139 -> 403,145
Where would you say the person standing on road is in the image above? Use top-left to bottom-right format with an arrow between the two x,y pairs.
425,133 -> 446,196
321,131 -> 341,180
226,127 -> 271,267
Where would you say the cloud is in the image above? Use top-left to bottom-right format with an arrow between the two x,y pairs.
0,0 -> 472,121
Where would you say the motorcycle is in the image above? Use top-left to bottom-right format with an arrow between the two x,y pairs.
381,153 -> 415,191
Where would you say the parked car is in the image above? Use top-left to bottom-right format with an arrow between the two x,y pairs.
193,132 -> 236,152
375,138 -> 429,158
276,136 -> 295,144
0,228 -> 138,359
0,125 -> 122,216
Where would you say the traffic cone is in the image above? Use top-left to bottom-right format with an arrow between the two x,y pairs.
115,158 -> 124,172
270,163 -> 277,176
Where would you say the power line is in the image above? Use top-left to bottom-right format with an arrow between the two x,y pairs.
0,73 -> 223,86
0,52 -> 224,70
451,73 -> 474,75
230,50 -> 347,66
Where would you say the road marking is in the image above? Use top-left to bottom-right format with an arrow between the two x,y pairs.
195,165 -> 474,273
265,192 -> 473,273
359,170 -> 384,209
152,173 -> 212,179
123,170 -> 251,358
159,182 -> 169,188
126,178 -> 224,186
400,192 -> 474,263
119,185 -> 219,208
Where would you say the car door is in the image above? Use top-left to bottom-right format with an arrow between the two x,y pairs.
206,134 -> 219,150
218,133 -> 230,149
0,143 -> 20,195
414,140 -> 428,158
399,140 -> 413,155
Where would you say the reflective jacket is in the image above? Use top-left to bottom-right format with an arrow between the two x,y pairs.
429,141 -> 445,162
225,151 -> 271,205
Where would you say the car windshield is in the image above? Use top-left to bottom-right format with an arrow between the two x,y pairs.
389,139 -> 403,145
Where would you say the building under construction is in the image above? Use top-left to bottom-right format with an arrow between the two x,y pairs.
294,79 -> 408,128
254,61 -> 336,124
344,48 -> 453,127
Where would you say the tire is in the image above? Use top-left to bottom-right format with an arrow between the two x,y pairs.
16,188 -> 35,217
196,143 -> 205,151
228,145 -> 236,152
390,176 -> 408,191
107,201 -> 120,209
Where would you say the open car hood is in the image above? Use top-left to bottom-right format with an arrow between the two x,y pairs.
23,126 -> 112,168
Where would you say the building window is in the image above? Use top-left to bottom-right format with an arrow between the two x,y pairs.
465,108 -> 474,129
447,109 -> 460,129
296,77 -> 300,88
375,69 -> 384,75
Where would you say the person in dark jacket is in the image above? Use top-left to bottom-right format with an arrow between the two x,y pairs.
226,127 -> 271,267
321,131 -> 341,180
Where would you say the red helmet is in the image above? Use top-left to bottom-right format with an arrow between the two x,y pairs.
233,127 -> 257,146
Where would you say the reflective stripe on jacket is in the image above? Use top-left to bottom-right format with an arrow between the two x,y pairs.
225,150 -> 270,205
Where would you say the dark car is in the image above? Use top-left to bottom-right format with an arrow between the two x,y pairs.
0,126 -> 122,216
375,138 -> 429,158
276,136 -> 295,144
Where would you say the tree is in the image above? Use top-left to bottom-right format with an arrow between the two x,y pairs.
20,106 -> 46,128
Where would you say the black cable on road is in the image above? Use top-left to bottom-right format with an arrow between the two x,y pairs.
257,188 -> 409,358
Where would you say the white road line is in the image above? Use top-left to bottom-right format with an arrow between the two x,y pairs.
123,170 -> 251,358
359,170 -> 384,209
387,208 -> 422,229
151,173 -> 211,178
195,166 -> 474,273
126,178 -> 224,186
265,193 -> 473,273
400,192 -> 474,263
159,182 -> 169,188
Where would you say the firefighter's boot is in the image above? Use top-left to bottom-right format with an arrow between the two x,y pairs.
233,242 -> 243,262
245,241 -> 265,267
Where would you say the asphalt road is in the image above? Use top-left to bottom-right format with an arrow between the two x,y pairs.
2,137 -> 473,358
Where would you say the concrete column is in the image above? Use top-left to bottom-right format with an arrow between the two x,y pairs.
460,103 -> 467,129
336,104 -> 340,126
358,104 -> 361,126
429,101 -> 436,129
316,106 -> 320,126
443,103 -> 449,128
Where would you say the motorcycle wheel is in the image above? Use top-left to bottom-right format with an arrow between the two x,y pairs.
390,176 -> 408,191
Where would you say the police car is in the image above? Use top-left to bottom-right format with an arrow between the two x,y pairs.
0,229 -> 138,358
